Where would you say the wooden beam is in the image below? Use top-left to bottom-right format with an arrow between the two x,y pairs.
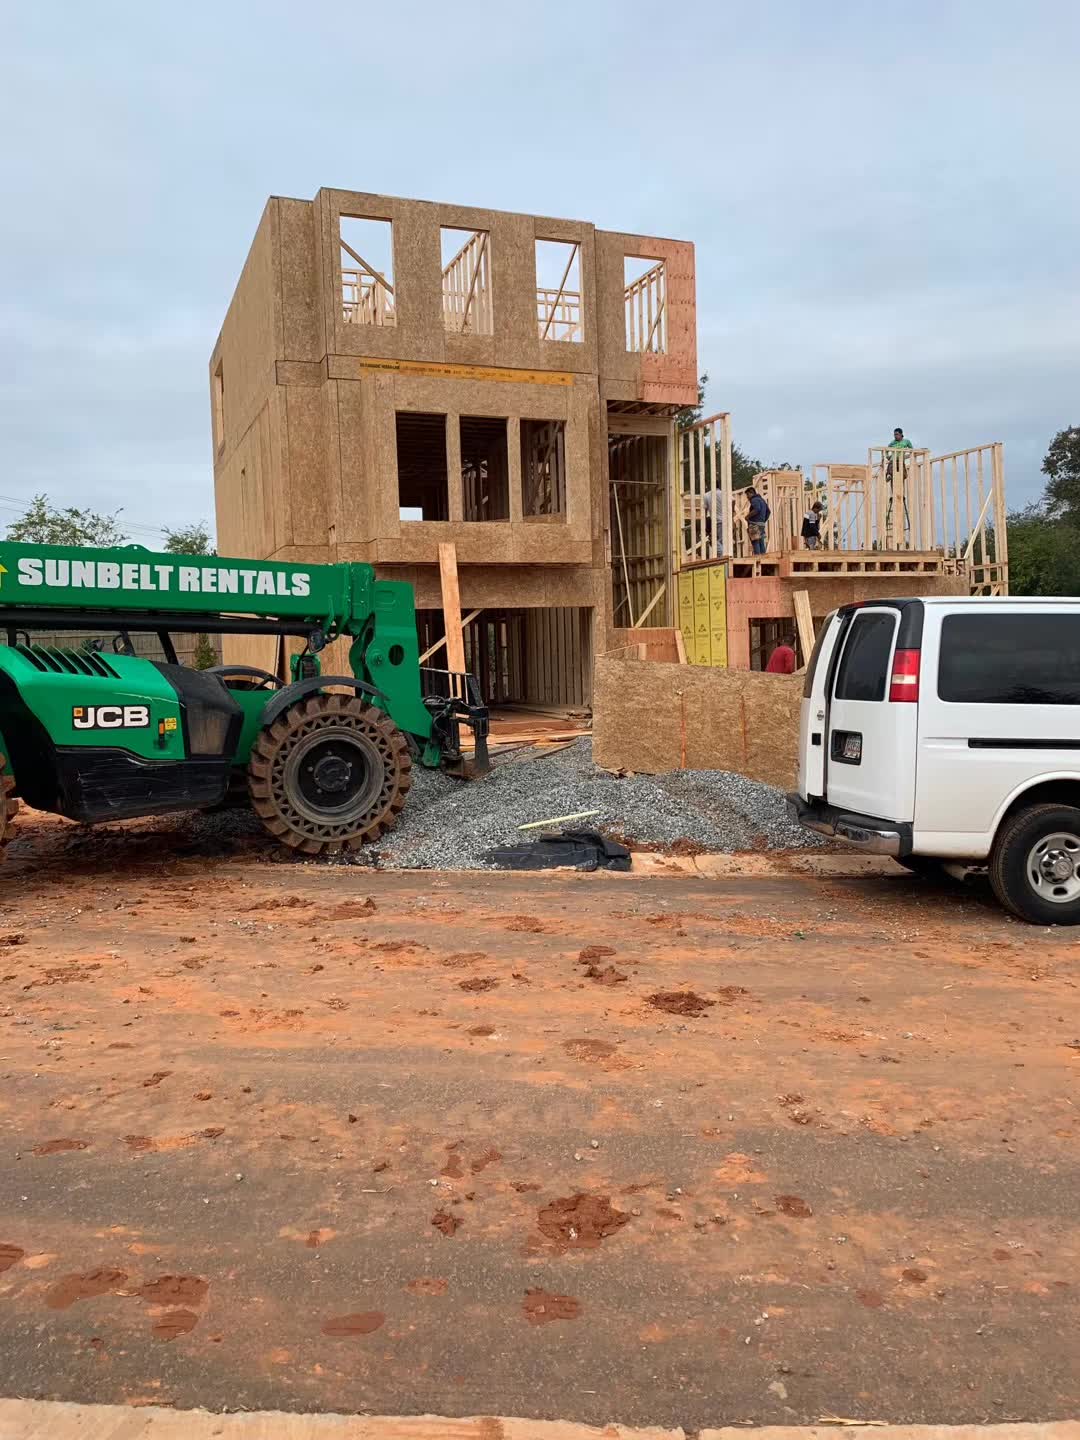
339,237 -> 394,294
612,483 -> 636,626
793,589 -> 816,666
674,628 -> 688,664
419,609 -> 481,665
632,581 -> 667,628
438,543 -> 467,676
540,241 -> 579,341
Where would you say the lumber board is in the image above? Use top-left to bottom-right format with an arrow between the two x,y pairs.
633,582 -> 667,628
438,543 -> 466,677
793,589 -> 816,666
418,609 -> 481,665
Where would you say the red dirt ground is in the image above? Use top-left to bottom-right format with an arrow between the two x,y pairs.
0,811 -> 1077,1426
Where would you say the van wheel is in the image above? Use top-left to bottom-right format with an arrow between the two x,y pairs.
989,803 -> 1080,925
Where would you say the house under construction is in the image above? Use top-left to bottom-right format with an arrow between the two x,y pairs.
211,188 -> 1008,702
211,187 -> 696,708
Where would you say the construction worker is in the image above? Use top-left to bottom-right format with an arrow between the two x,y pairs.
886,426 -> 913,483
745,485 -> 770,556
885,427 -> 914,544
801,500 -> 824,550
765,642 -> 796,674
888,426 -> 914,454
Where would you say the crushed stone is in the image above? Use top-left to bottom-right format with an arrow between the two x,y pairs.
363,738 -> 822,870
21,738 -> 821,872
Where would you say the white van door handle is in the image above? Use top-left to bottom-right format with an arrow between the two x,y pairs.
815,708 -> 825,721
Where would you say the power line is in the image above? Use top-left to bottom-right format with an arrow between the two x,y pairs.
0,494 -> 167,538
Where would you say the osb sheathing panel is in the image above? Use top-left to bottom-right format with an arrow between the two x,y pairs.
593,657 -> 802,788
376,563 -> 606,613
213,395 -> 284,561
210,202 -> 280,466
594,230 -> 697,407
606,626 -> 680,663
276,197 -> 324,363
349,370 -> 595,561
374,528 -> 593,568
317,190 -> 601,378
284,384 -> 330,547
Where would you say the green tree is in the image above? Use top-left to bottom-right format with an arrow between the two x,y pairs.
162,522 -> 215,556
676,374 -> 765,489
675,373 -> 709,430
6,494 -> 126,546
1005,504 -> 1080,597
1001,426 -> 1080,596
161,522 -> 217,667
1042,425 -> 1080,521
192,633 -> 218,670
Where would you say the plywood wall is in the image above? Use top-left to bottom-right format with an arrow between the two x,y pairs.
592,656 -> 802,788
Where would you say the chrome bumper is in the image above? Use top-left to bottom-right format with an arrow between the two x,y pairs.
786,793 -> 904,857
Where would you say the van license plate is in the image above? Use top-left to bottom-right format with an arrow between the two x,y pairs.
841,734 -> 862,761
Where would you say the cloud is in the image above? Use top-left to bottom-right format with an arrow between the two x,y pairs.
1,0 -> 1077,533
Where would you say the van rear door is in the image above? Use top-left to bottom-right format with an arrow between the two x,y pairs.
824,605 -> 918,822
797,609 -> 844,799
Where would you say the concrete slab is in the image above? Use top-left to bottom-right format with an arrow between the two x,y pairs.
0,1403 -> 683,1440
1,1408 -> 1078,1440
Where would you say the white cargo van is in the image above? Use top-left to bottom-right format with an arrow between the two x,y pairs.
788,597 -> 1080,924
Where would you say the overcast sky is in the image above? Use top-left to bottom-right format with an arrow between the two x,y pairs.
2,0 -> 1077,542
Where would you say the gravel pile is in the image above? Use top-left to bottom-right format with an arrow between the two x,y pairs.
366,738 -> 820,870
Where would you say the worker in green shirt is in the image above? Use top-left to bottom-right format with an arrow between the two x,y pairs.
886,426 -> 913,482
885,427 -> 914,543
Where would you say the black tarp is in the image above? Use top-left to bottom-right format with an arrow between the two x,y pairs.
486,828 -> 632,872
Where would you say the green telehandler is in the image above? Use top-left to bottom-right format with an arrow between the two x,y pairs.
0,541 -> 489,856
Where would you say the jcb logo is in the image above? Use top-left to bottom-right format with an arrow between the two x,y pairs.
72,705 -> 151,730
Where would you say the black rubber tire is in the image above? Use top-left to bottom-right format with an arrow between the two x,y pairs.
0,754 -> 18,852
248,694 -> 411,856
989,802 -> 1080,925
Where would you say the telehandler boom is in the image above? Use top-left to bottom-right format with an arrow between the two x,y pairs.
0,541 -> 488,855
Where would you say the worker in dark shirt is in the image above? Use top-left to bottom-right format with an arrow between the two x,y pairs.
745,485 -> 770,555
801,500 -> 824,549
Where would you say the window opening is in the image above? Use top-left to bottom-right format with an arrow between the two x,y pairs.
441,227 -> 492,336
460,417 -> 509,522
624,255 -> 666,353
211,360 -> 225,450
340,216 -> 395,327
396,412 -> 448,521
520,420 -> 566,519
535,239 -> 582,342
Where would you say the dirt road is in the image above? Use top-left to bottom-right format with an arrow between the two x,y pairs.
0,816 -> 1077,1426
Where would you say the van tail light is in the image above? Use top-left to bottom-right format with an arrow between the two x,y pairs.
889,648 -> 921,703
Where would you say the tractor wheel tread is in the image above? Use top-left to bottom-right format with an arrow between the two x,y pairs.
246,693 -> 412,855
0,754 -> 16,851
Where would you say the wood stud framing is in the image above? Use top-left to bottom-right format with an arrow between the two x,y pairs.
624,260 -> 667,354
679,434 -> 1009,595
442,229 -> 493,337
609,432 -> 671,629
